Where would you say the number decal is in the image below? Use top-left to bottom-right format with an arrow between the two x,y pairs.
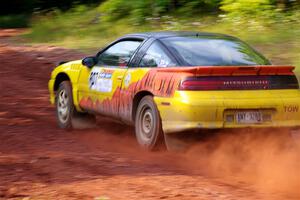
89,71 -> 99,90
89,68 -> 114,93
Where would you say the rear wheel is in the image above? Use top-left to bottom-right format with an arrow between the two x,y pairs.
135,96 -> 164,151
56,81 -> 95,129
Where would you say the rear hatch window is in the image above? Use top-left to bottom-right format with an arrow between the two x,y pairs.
161,36 -> 271,66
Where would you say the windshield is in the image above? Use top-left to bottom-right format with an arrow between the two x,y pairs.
161,36 -> 270,66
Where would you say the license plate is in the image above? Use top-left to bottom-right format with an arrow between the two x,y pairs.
236,111 -> 263,124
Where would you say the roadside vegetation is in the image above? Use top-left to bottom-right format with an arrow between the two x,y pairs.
1,0 -> 299,70
0,15 -> 30,28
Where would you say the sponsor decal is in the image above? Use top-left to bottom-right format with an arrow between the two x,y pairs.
284,105 -> 299,113
89,68 -> 114,92
124,73 -> 131,87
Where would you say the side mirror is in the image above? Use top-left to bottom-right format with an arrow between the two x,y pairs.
82,56 -> 97,68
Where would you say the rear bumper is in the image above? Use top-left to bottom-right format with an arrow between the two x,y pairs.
155,90 -> 300,134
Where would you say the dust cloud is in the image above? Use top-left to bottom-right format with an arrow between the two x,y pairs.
183,129 -> 300,197
77,123 -> 300,198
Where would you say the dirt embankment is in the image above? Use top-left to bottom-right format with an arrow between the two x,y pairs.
0,29 -> 300,200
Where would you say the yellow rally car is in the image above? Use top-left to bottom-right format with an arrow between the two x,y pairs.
48,32 -> 300,150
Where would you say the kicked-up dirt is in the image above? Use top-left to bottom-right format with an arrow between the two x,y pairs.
1,29 -> 300,200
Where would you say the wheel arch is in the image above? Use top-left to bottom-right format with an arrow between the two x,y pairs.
54,73 -> 71,92
132,90 -> 154,121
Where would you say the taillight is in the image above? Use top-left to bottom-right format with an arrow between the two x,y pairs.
179,75 -> 299,91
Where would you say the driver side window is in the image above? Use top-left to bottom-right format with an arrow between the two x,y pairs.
97,40 -> 142,67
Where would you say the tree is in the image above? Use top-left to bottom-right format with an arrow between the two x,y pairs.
220,0 -> 274,16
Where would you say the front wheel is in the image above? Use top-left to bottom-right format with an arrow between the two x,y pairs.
56,81 -> 95,129
135,96 -> 164,151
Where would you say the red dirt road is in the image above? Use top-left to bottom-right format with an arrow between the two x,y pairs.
1,29 -> 300,200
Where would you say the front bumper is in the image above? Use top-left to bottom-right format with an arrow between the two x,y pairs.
155,90 -> 300,134
48,79 -> 55,105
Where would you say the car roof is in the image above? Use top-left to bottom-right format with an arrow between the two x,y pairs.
124,31 -> 236,40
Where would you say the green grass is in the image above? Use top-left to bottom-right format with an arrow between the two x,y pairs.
23,6 -> 300,69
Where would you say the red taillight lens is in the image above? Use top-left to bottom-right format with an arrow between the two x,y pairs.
180,79 -> 229,90
179,76 -> 298,91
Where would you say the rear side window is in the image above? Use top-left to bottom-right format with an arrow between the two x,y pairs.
161,36 -> 270,66
97,40 -> 142,67
139,41 -> 176,67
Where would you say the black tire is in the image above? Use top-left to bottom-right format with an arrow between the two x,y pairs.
135,96 -> 164,151
56,81 -> 74,129
56,81 -> 95,129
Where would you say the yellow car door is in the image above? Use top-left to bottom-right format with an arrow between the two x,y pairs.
78,40 -> 143,118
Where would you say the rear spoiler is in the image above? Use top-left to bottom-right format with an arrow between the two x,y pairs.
157,65 -> 295,76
